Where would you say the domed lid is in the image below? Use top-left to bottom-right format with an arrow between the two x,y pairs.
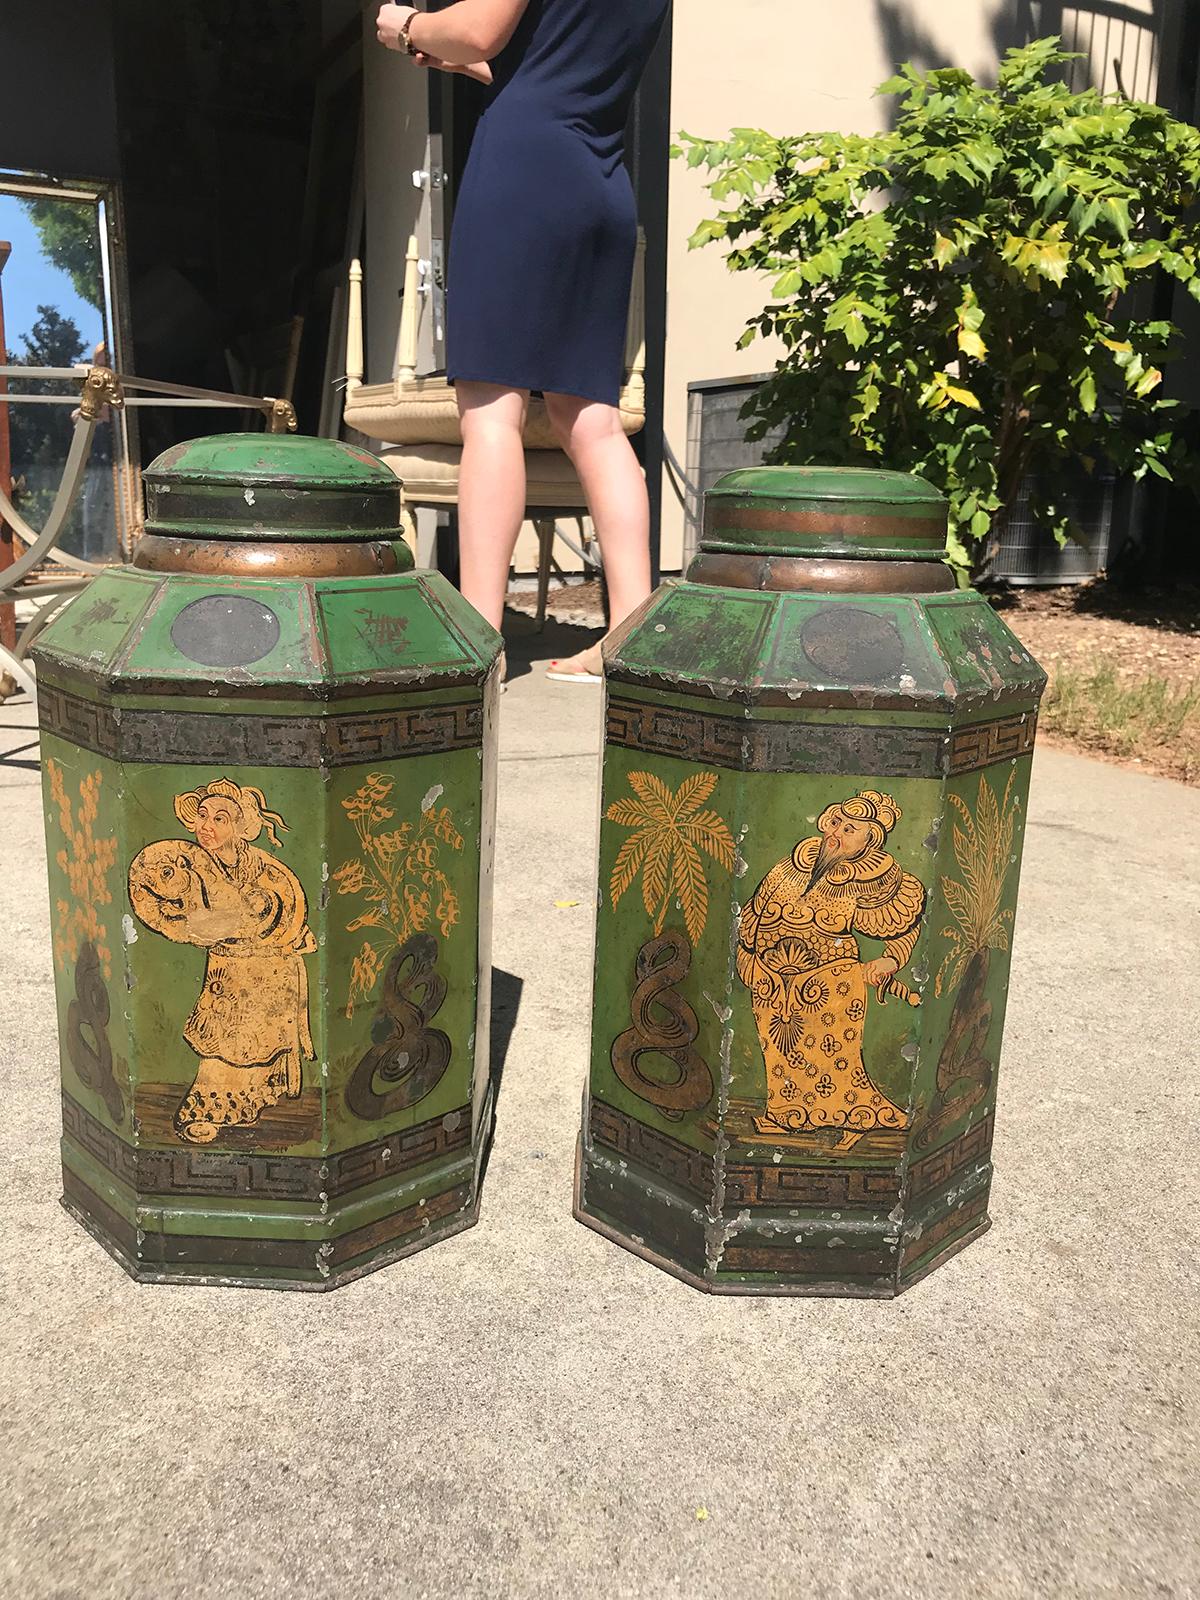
142,433 -> 409,546
701,466 -> 948,562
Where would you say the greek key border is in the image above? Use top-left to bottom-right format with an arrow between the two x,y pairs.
63,1166 -> 472,1275
62,1091 -> 471,1203
588,1099 -> 899,1210
38,681 -> 484,768
606,696 -> 1037,779
907,1112 -> 995,1199
725,1161 -> 901,1209
947,716 -> 1037,774
901,1191 -> 989,1268
588,1099 -> 714,1200
588,1098 -> 992,1212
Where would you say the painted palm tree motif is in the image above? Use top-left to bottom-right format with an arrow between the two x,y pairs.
606,771 -> 734,1118
935,768 -> 1018,997
919,767 -> 1022,1151
606,771 -> 735,946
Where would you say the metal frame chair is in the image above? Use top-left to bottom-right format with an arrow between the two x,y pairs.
0,365 -> 296,699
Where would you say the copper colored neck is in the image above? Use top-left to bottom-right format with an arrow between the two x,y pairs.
133,535 -> 405,579
686,551 -> 957,595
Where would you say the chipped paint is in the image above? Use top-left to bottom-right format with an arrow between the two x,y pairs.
576,465 -> 1044,1297
33,431 -> 501,1290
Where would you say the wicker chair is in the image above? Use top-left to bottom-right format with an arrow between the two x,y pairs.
343,231 -> 645,625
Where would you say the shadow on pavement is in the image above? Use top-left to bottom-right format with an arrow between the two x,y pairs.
489,965 -> 524,1099
479,965 -> 524,1189
497,607 -> 602,683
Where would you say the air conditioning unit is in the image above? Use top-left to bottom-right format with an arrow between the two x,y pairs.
686,375 -> 1120,584
993,466 -> 1115,585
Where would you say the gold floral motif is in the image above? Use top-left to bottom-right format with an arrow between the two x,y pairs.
935,768 -> 1018,997
46,760 -> 118,979
606,770 -> 735,946
334,773 -> 464,1017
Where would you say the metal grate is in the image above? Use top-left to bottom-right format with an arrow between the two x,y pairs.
684,376 -> 785,565
686,374 -> 1116,585
994,467 -> 1114,586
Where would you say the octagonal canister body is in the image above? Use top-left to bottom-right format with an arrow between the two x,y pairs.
32,434 -> 502,1289
575,466 -> 1046,1297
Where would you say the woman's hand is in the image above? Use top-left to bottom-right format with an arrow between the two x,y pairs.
376,4 -> 417,51
376,7 -> 493,80
862,956 -> 899,996
379,0 -> 527,66
413,52 -> 494,83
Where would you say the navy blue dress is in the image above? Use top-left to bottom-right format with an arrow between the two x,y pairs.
446,0 -> 669,407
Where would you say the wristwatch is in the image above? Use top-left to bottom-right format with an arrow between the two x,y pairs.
400,8 -> 420,55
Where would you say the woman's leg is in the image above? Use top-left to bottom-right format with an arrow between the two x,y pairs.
544,393 -> 652,676
456,381 -> 530,633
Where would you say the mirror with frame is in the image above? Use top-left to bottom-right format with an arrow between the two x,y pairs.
0,172 -> 136,562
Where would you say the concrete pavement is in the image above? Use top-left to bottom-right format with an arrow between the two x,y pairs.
1,610 -> 1196,1600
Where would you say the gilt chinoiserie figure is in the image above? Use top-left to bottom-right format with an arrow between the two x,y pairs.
576,466 -> 1046,1296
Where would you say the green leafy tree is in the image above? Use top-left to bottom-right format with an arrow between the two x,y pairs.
8,302 -> 86,370
675,38 -> 1200,576
19,198 -> 104,311
7,305 -> 87,529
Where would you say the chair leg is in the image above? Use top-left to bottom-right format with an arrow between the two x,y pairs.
579,514 -> 603,574
534,517 -> 555,631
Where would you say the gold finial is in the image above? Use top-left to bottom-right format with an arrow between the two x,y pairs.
79,366 -> 124,420
265,397 -> 298,433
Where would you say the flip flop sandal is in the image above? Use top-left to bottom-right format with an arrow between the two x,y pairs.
546,666 -> 603,683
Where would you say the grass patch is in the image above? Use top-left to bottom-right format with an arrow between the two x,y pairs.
1041,663 -> 1200,784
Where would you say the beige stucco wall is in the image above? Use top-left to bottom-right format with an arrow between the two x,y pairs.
357,0 -> 1166,578
660,0 -> 1035,571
